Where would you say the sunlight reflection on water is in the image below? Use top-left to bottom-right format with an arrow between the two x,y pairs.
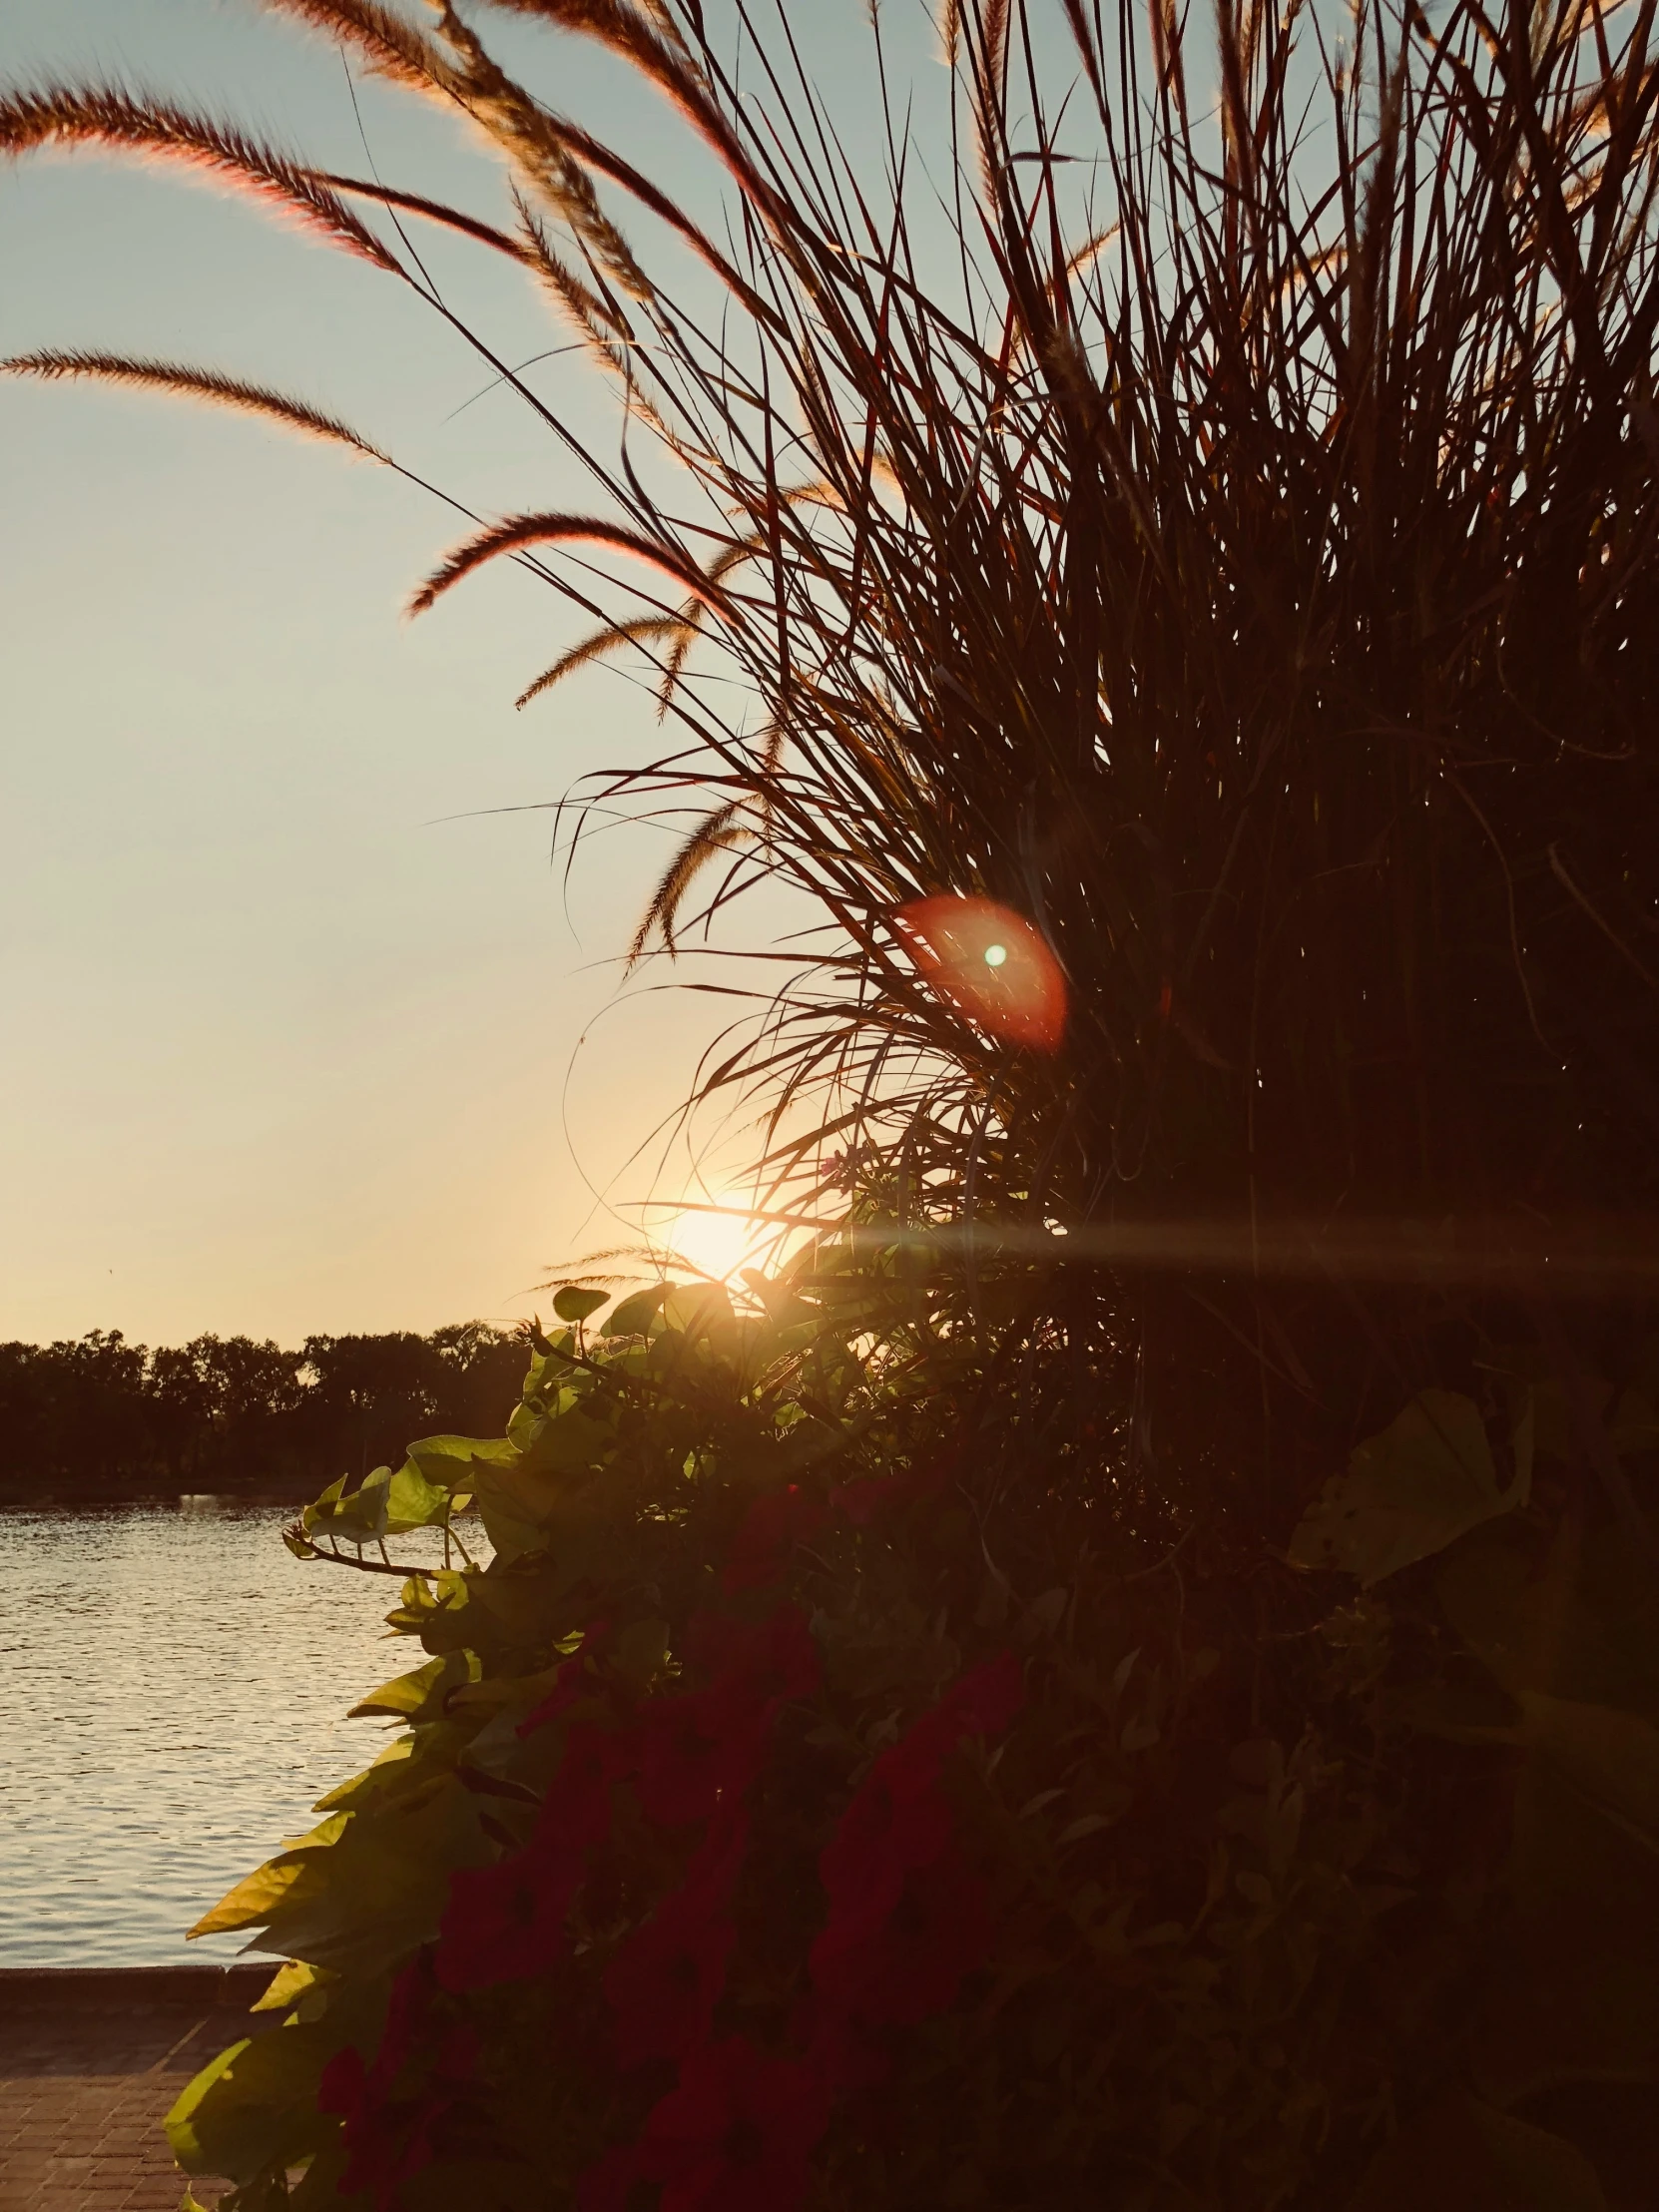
0,1502 -> 457,1966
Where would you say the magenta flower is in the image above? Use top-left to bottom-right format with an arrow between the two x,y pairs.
644,2035 -> 830,2212
437,1719 -> 637,1992
604,1806 -> 749,2066
811,1845 -> 994,2027
721,1484 -> 830,1593
433,1841 -> 586,1993
319,1958 -> 477,2207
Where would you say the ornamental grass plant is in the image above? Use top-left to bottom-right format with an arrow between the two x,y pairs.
5,0 -> 1658,2205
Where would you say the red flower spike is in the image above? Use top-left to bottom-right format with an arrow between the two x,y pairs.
813,1653 -> 1023,2030
433,1841 -> 585,1992
684,1604 -> 821,1704
889,1650 -> 1022,1776
746,1605 -> 823,1703
439,1716 -> 638,1990
895,893 -> 1067,1052
516,1646 -> 597,1739
722,1484 -> 830,1593
638,1680 -> 771,1829
577,2143 -> 651,2212
317,2043 -> 367,2124
535,1721 -> 639,1849
605,1908 -> 737,2068
830,1443 -> 957,1526
812,1847 -> 993,2028
819,1652 -> 1023,1914
818,1776 -> 955,1922
642,2035 -> 830,2212
320,1963 -> 478,2208
365,1954 -> 432,2085
604,1807 -> 751,2067
639,1606 -> 820,1827
800,2004 -> 892,2096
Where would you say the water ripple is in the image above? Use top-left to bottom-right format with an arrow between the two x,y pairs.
0,1503 -> 449,1967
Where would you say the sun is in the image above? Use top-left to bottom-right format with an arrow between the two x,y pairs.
661,1193 -> 772,1282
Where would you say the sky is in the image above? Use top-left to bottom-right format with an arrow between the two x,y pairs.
0,0 -> 955,1348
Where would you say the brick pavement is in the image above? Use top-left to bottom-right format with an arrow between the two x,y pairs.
0,1967 -> 272,2212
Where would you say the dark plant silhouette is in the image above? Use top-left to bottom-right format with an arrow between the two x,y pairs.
5,0 -> 1655,1531
4,3 -> 1658,2206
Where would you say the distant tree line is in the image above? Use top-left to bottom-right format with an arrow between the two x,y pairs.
0,1325 -> 532,1498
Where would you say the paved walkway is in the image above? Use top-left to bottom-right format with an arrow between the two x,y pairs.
0,1967 -> 271,2212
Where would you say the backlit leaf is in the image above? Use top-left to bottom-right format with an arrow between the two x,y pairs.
1289,1389 -> 1524,1586
348,1651 -> 474,1722
165,2022 -> 338,2182
1346,2093 -> 1607,2209
188,1815 -> 349,1938
606,1283 -> 672,1338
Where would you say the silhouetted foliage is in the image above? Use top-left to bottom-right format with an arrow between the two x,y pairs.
6,0 -> 1659,2203
0,1324 -> 529,1497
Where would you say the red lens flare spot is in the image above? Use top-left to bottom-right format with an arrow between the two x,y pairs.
895,895 -> 1067,1053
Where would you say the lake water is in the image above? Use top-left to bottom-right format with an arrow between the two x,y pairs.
0,1503 -> 454,1968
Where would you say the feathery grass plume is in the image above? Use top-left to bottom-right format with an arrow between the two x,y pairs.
256,0 -> 459,92
471,0 -> 790,236
0,349 -> 390,460
473,0 -> 702,89
642,534 -> 771,716
428,1 -> 656,304
627,796 -> 749,962
407,512 -> 737,618
515,110 -> 778,323
0,85 -> 402,273
513,194 -> 638,374
264,0 -> 763,313
514,616 -> 692,709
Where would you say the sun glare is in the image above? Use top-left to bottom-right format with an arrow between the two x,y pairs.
662,1194 -> 770,1282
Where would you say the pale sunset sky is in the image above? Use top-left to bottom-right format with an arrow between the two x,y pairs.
0,1 -> 938,1347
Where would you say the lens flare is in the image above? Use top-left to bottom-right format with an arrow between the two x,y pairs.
895,894 -> 1066,1052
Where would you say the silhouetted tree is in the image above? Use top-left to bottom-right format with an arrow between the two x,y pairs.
0,1324 -> 527,1498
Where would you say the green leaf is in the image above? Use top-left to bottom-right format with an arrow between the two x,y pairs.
256,1778 -> 488,1977
1438,1513 -> 1659,1716
1056,1813 -> 1117,1846
1473,1910 -> 1659,2104
463,1452 -> 569,1563
249,1958 -> 334,2015
553,1284 -> 609,1323
382,1566 -> 470,1636
1515,1690 -> 1659,1855
304,1465 -> 392,1544
189,1815 -> 351,1938
1018,1587 -> 1068,1642
612,1617 -> 670,1685
1346,2094 -> 1607,2209
298,1471 -> 349,1538
383,1456 -> 450,1533
1612,1387 -> 1659,1454
348,1650 -> 475,1723
606,1283 -> 672,1338
1289,1389 -> 1525,1586
165,2022 -> 340,2182
517,1400 -> 617,1479
660,1282 -> 736,1339
313,1732 -> 420,1813
405,1432 -> 519,1484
